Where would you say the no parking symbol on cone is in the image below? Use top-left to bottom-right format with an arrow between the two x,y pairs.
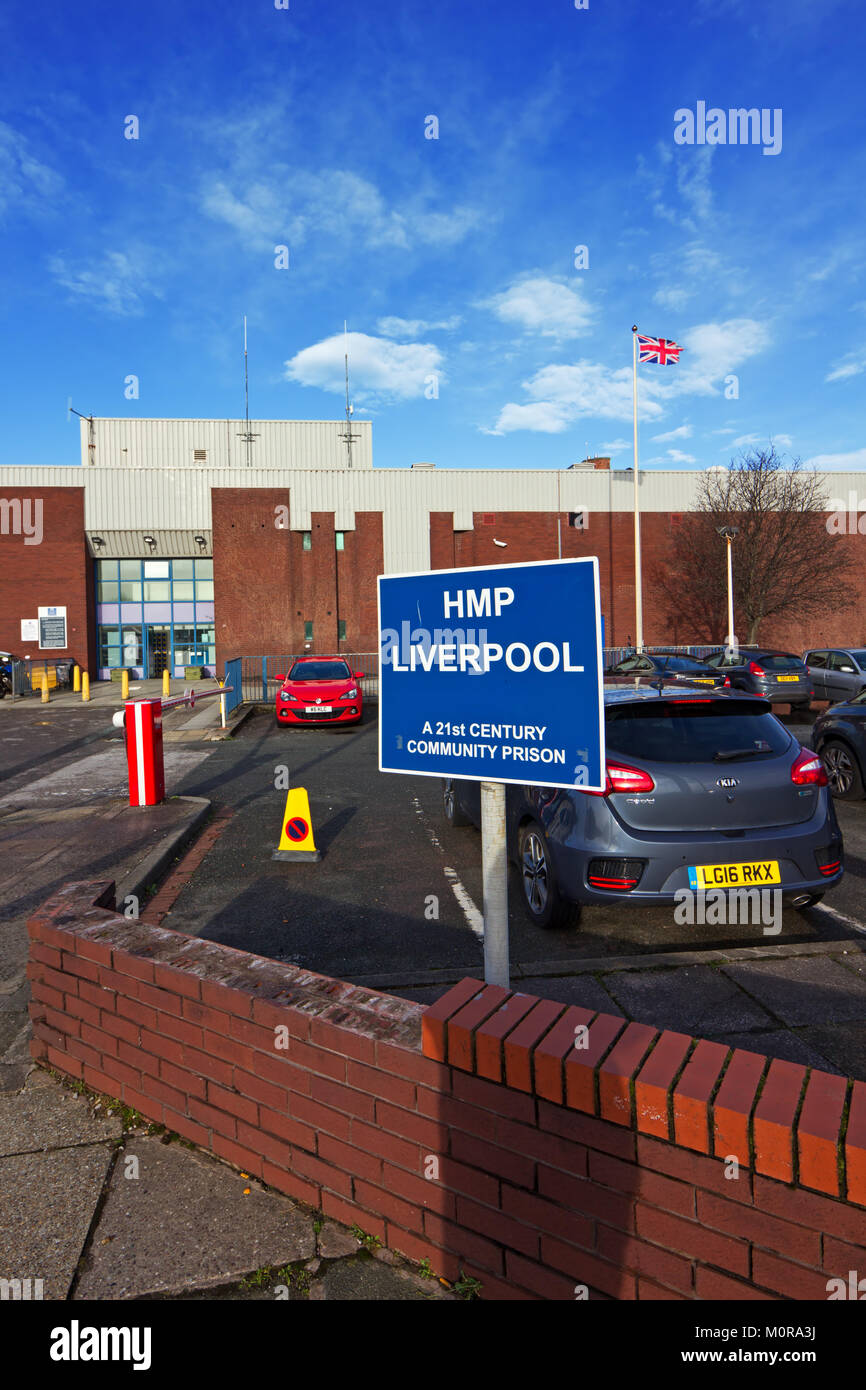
272,787 -> 322,862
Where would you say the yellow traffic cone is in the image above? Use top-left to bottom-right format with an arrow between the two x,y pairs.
272,787 -> 321,862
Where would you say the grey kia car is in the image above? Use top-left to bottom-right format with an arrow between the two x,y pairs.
443,682 -> 843,928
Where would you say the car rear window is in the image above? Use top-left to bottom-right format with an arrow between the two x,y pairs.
657,656 -> 712,672
758,655 -> 805,670
605,699 -> 790,763
288,661 -> 351,680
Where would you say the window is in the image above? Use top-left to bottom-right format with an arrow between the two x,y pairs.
143,580 -> 170,600
98,581 -> 120,602
335,532 -> 345,551
97,560 -> 118,580
807,652 -> 828,668
119,581 -> 142,602
304,621 -> 313,640
302,532 -> 312,551
119,560 -> 141,580
338,619 -> 346,641
194,558 -> 213,578
173,558 -> 194,579
193,579 -> 214,600
172,581 -> 195,600
196,625 -> 216,664
144,560 -> 170,579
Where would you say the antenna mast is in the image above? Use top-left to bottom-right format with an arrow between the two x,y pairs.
237,315 -> 260,467
338,320 -> 360,469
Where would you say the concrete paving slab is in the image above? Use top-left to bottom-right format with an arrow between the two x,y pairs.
317,1220 -> 362,1260
0,1142 -> 114,1299
795,1022 -> 866,1079
511,974 -> 622,1014
74,1137 -> 315,1299
311,1252 -> 452,1300
703,1029 -> 841,1074
721,955 -> 866,1026
600,964 -> 774,1035
0,1070 -> 122,1156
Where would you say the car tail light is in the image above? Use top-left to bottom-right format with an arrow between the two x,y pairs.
791,747 -> 828,786
815,844 -> 843,876
723,676 -> 731,687
580,761 -> 655,796
587,858 -> 646,890
748,660 -> 766,677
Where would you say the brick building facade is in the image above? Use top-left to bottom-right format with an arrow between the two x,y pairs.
1,420 -> 864,678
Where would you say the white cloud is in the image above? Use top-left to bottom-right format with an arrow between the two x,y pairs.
600,438 -> 632,454
806,449 -> 866,470
203,169 -> 482,253
666,448 -> 697,463
488,318 -> 769,436
484,276 -> 593,341
0,122 -> 65,218
653,286 -> 692,311
491,360 -> 665,435
377,314 -> 462,338
48,250 -> 159,315
732,432 -> 792,449
826,355 -> 866,383
285,331 -> 443,404
652,424 -> 693,442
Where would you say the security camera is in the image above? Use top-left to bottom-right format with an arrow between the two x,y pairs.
493,538 -> 507,548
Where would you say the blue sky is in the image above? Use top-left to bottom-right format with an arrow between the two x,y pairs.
2,0 -> 865,472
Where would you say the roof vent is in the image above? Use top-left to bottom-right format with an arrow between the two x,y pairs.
410,461 -> 436,469
194,449 -> 207,461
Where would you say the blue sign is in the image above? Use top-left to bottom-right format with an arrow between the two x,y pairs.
378,557 -> 605,790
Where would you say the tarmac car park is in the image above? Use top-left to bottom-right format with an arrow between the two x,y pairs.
443,680 -> 843,929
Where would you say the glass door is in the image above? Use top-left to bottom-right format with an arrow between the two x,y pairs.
147,626 -> 171,678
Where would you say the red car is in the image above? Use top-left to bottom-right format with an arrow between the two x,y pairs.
275,657 -> 364,726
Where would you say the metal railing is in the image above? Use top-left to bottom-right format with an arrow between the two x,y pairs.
238,653 -> 379,703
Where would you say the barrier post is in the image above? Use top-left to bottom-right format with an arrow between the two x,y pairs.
41,673 -> 49,704
121,670 -> 129,700
123,698 -> 165,806
82,672 -> 90,702
162,668 -> 170,697
73,666 -> 81,693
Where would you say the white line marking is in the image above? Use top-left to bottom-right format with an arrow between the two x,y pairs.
412,795 -> 484,940
811,902 -> 866,937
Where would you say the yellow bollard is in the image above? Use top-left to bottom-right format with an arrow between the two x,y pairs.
73,665 -> 81,693
41,672 -> 49,703
121,669 -> 129,700
162,668 -> 170,697
82,672 -> 90,702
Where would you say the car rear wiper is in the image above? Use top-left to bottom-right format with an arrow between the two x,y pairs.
713,747 -> 772,761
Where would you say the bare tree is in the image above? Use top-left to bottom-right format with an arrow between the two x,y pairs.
653,445 -> 858,645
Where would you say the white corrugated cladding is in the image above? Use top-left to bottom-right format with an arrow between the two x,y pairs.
2,464 -> 863,574
81,418 -> 373,471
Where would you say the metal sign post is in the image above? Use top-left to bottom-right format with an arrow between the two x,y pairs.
480,780 -> 509,987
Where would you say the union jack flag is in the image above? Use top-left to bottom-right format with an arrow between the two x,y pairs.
637,333 -> 682,365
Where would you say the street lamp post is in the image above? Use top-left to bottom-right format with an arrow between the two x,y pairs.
717,525 -> 739,652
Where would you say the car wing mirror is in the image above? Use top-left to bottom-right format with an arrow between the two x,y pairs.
275,673 -> 286,682
354,671 -> 364,680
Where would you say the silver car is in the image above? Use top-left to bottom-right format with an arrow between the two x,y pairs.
443,681 -> 844,928
803,649 -> 866,705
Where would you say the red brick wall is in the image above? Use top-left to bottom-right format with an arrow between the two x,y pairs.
0,486 -> 94,672
431,509 -> 866,652
27,881 -> 866,1302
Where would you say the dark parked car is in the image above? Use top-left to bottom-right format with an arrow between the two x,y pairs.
811,689 -> 866,798
704,647 -> 813,711
803,649 -> 866,705
443,682 -> 843,927
605,650 -> 728,688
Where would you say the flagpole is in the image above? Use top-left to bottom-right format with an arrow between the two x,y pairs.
632,325 -> 643,650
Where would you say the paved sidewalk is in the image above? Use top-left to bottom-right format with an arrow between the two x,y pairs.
1,1069 -> 458,1302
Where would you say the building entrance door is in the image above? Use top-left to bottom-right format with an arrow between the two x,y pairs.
147,626 -> 171,678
